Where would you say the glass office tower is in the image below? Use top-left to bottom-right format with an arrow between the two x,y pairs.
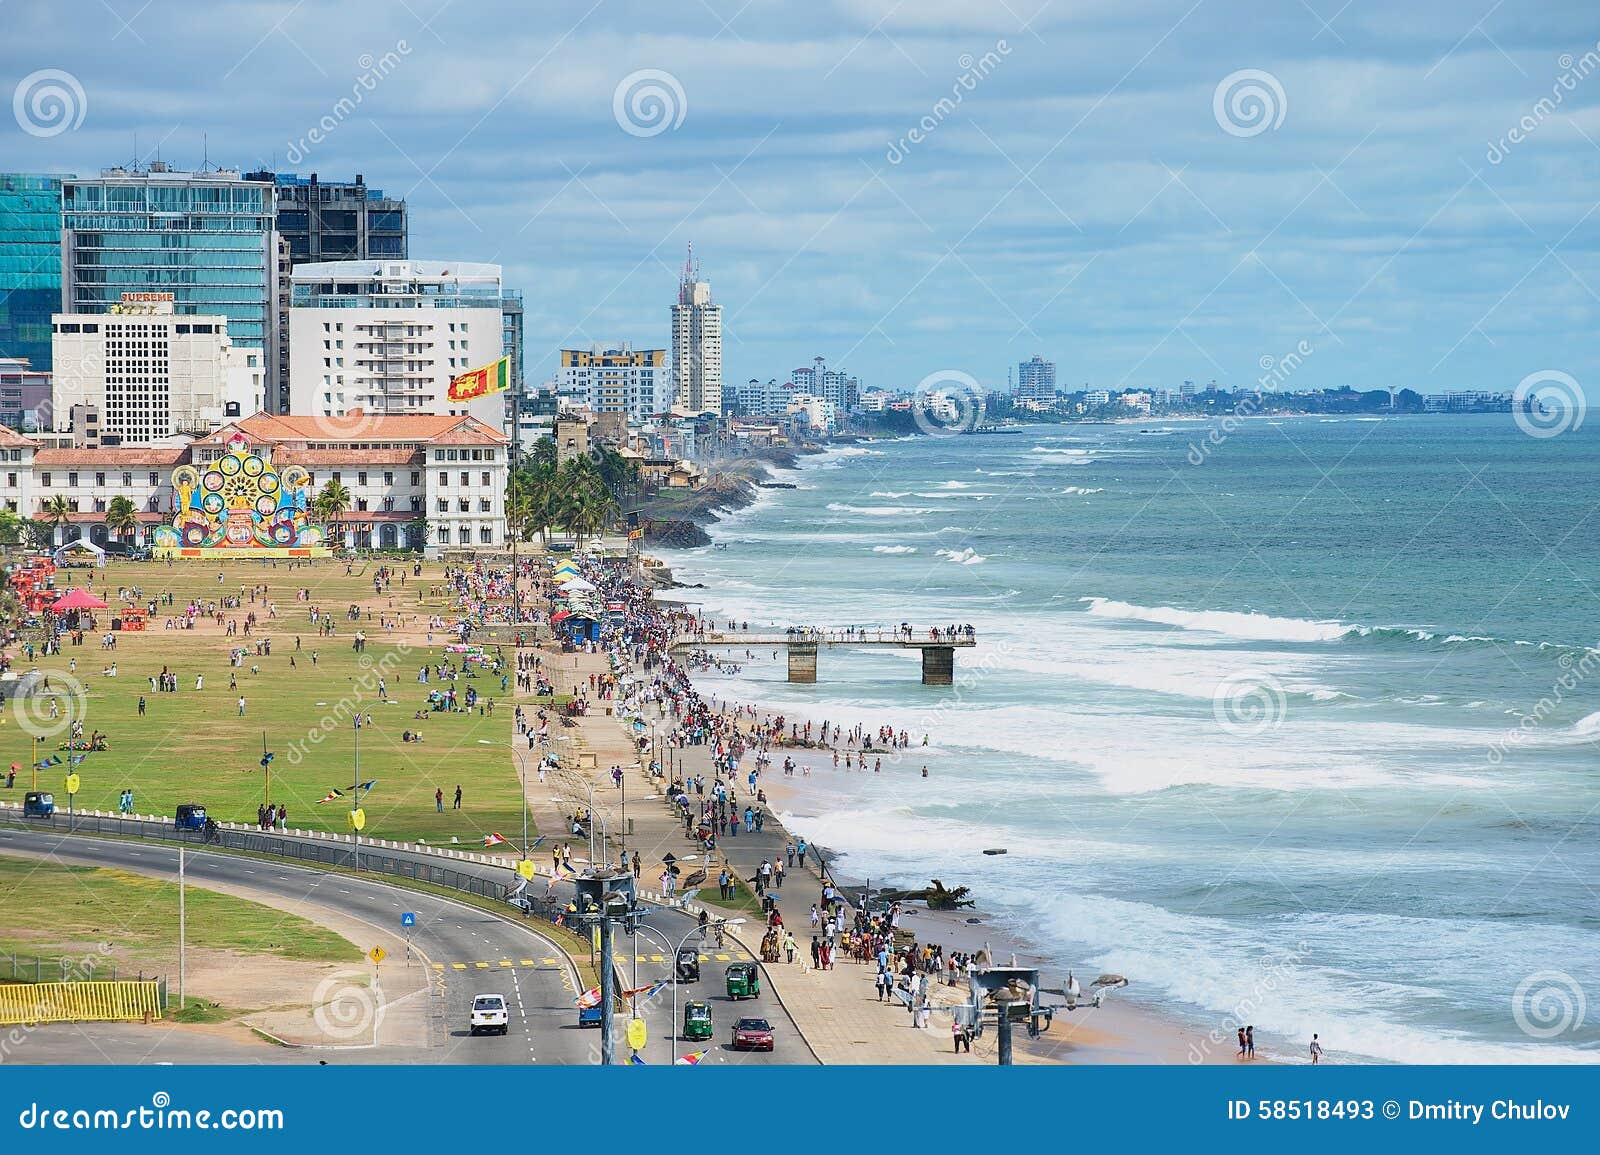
60,166 -> 277,366
0,173 -> 70,371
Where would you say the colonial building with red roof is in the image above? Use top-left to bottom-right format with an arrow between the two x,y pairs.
0,409 -> 508,556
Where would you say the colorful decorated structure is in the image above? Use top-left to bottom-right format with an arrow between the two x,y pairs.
151,433 -> 330,558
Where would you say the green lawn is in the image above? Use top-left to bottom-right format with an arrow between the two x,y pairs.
0,856 -> 359,967
1,559 -> 532,846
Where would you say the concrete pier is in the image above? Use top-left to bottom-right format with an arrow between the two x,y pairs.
786,642 -> 818,683
675,626 -> 975,687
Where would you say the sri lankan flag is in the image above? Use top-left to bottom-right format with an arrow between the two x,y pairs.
447,356 -> 512,402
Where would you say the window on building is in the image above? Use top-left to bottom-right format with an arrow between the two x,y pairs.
121,472 -> 132,487
40,473 -> 49,487
480,472 -> 490,487
68,472 -> 78,486
95,473 -> 105,486
457,498 -> 469,512
458,527 -> 470,544
437,527 -> 448,544
459,472 -> 468,487
479,527 -> 493,544
149,472 -> 158,486
356,499 -> 368,512
410,471 -> 420,486
478,499 -> 491,513
436,499 -> 447,513
438,471 -> 447,487
357,472 -> 368,486
410,496 -> 421,512
383,472 -> 393,486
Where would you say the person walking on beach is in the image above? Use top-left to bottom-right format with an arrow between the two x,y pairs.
1309,1034 -> 1322,1064
953,1020 -> 971,1054
1245,1025 -> 1255,1059
810,936 -> 821,969
1237,1027 -> 1247,1058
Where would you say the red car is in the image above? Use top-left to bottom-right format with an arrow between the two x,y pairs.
731,1017 -> 774,1052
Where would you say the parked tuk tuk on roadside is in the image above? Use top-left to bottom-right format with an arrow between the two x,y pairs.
725,962 -> 760,1000
682,1001 -> 713,1041
22,791 -> 54,818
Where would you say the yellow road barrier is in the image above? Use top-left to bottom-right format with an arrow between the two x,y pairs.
0,981 -> 162,1025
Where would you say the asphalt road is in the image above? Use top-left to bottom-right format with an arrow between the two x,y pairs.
0,827 -> 592,1065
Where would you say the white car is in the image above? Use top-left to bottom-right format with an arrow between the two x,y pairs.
470,993 -> 509,1036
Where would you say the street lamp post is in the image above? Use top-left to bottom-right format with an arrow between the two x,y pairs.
630,916 -> 744,1063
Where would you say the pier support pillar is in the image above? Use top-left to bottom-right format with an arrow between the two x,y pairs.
786,643 -> 818,683
921,646 -> 955,686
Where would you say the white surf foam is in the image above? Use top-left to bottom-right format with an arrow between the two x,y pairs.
1081,597 -> 1353,643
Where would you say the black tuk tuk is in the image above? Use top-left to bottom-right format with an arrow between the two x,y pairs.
675,946 -> 701,983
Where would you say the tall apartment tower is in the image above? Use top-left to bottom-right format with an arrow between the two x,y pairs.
670,248 -> 722,417
1015,354 -> 1056,401
59,165 -> 280,406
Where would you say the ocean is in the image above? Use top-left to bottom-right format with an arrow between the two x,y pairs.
658,414 -> 1600,1064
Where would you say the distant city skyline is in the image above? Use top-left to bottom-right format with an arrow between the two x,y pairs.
2,1 -> 1597,397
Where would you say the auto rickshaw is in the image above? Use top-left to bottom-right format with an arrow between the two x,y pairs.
174,803 -> 208,831
22,791 -> 54,818
682,1001 -> 713,1041
725,962 -> 760,1000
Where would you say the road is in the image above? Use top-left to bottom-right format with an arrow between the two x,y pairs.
0,827 -> 591,1065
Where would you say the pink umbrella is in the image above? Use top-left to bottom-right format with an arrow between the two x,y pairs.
51,589 -> 109,612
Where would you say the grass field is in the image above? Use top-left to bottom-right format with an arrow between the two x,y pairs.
1,559 -> 533,845
0,856 -> 358,966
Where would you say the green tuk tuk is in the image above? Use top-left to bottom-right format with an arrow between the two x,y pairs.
725,962 -> 760,1000
682,1000 -> 713,1041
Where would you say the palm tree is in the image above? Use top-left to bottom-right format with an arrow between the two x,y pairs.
41,495 -> 72,547
105,495 -> 139,545
403,516 -> 430,553
313,479 -> 352,525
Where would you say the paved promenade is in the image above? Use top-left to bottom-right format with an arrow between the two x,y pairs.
514,637 -> 1042,1064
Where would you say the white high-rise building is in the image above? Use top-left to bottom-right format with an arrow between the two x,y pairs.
50,295 -> 261,444
670,250 -> 722,417
557,343 -> 668,421
287,260 -> 513,431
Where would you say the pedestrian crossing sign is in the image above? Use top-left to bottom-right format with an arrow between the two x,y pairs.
369,945 -> 387,965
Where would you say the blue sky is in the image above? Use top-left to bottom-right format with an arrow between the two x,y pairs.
3,0 -> 1598,395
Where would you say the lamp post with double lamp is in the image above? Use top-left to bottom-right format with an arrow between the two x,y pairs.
628,917 -> 745,1063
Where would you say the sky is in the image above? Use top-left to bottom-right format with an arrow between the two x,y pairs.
3,0 -> 1599,397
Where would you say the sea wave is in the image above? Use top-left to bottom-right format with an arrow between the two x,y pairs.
1058,486 -> 1104,495
871,545 -> 919,555
825,503 -> 937,516
1081,597 -> 1353,643
936,546 -> 986,565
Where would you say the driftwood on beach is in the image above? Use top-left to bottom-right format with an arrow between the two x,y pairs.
874,879 -> 976,910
